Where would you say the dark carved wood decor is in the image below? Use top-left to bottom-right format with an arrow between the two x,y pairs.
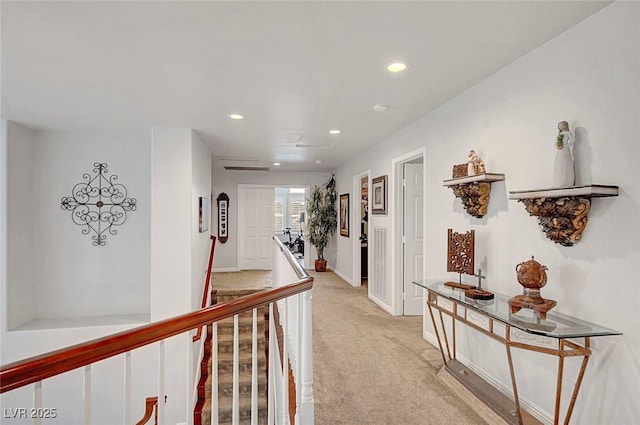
447,229 -> 475,275
452,164 -> 468,178
450,182 -> 491,218
518,196 -> 591,247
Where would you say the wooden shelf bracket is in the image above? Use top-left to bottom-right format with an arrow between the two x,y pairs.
443,173 -> 505,218
509,185 -> 619,246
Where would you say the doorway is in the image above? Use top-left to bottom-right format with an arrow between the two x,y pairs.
392,148 -> 425,316
402,158 -> 424,315
275,186 -> 308,268
352,171 -> 370,287
238,185 -> 275,270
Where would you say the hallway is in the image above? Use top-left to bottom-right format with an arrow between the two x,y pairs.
211,269 -> 490,424
311,271 -> 487,425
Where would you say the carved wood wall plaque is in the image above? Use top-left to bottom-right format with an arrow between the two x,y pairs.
447,228 -> 475,275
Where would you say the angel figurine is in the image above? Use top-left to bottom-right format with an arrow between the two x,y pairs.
467,150 -> 486,176
553,121 -> 575,187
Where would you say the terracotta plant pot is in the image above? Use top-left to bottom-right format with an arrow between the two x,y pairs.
315,259 -> 327,272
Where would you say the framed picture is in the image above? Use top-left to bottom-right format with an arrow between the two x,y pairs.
371,175 -> 387,215
339,193 -> 349,237
199,196 -> 210,233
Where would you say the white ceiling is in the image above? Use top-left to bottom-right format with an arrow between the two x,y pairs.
1,1 -> 610,172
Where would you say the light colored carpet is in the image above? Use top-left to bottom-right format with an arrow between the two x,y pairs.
212,270 -> 274,291
311,270 -> 489,425
211,269 -> 492,425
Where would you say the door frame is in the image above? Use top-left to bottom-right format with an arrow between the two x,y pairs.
391,147 -> 426,316
352,170 -> 370,288
274,185 -> 311,270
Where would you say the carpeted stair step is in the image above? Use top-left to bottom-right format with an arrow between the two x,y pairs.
199,287 -> 269,425
216,315 -> 266,335
216,331 -> 266,353
217,395 -> 268,425
215,289 -> 267,303
216,350 -> 266,375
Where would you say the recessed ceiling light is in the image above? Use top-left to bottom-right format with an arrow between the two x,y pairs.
229,114 -> 244,120
373,104 -> 389,112
273,162 -> 280,166
386,61 -> 408,73
315,160 -> 322,164
329,129 -> 341,135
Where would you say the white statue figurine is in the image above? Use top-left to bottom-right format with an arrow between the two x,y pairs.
467,150 -> 486,176
553,121 -> 575,187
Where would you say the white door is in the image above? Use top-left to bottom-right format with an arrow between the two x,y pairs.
403,161 -> 424,315
238,186 -> 275,270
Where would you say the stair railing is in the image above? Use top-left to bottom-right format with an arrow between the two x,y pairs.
193,235 -> 217,343
0,237 -> 313,425
269,236 -> 315,425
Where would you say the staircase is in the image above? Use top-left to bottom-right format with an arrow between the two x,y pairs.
201,289 -> 268,425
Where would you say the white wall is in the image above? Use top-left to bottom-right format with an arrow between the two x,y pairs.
1,125 -> 213,424
40,130 -> 152,320
211,168 -> 330,270
151,126 -> 213,425
5,121 -> 37,330
332,3 -> 639,424
3,125 -> 152,327
191,131 -> 213,311
1,123 -> 156,424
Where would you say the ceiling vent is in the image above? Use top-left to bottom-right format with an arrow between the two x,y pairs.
295,143 -> 331,150
218,155 -> 260,162
223,166 -> 270,171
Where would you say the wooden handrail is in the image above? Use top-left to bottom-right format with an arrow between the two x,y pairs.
0,277 -> 313,393
193,235 -> 217,342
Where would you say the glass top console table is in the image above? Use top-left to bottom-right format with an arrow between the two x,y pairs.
414,280 -> 621,425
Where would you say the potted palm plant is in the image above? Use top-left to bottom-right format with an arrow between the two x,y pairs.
306,175 -> 337,272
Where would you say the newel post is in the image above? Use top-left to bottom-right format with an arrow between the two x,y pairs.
299,289 -> 315,424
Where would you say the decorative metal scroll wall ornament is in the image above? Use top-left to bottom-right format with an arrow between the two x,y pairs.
216,192 -> 230,243
60,163 -> 137,246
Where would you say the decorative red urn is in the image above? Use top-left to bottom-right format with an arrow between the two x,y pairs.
509,256 -> 556,319
515,256 -> 548,298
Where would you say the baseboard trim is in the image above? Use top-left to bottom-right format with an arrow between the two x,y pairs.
423,330 -> 552,425
437,365 -> 510,425
332,268 -> 356,287
368,293 -> 393,315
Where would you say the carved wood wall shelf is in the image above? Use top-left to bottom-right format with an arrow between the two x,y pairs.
509,185 -> 619,246
443,173 -> 505,218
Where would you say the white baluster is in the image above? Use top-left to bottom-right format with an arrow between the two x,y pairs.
299,289 -> 314,425
294,292 -> 303,425
158,340 -> 165,424
33,381 -> 42,425
267,303 -> 275,425
232,315 -> 239,425
251,308 -> 258,425
124,352 -> 131,424
83,365 -> 92,425
281,299 -> 289,425
212,323 -> 219,425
